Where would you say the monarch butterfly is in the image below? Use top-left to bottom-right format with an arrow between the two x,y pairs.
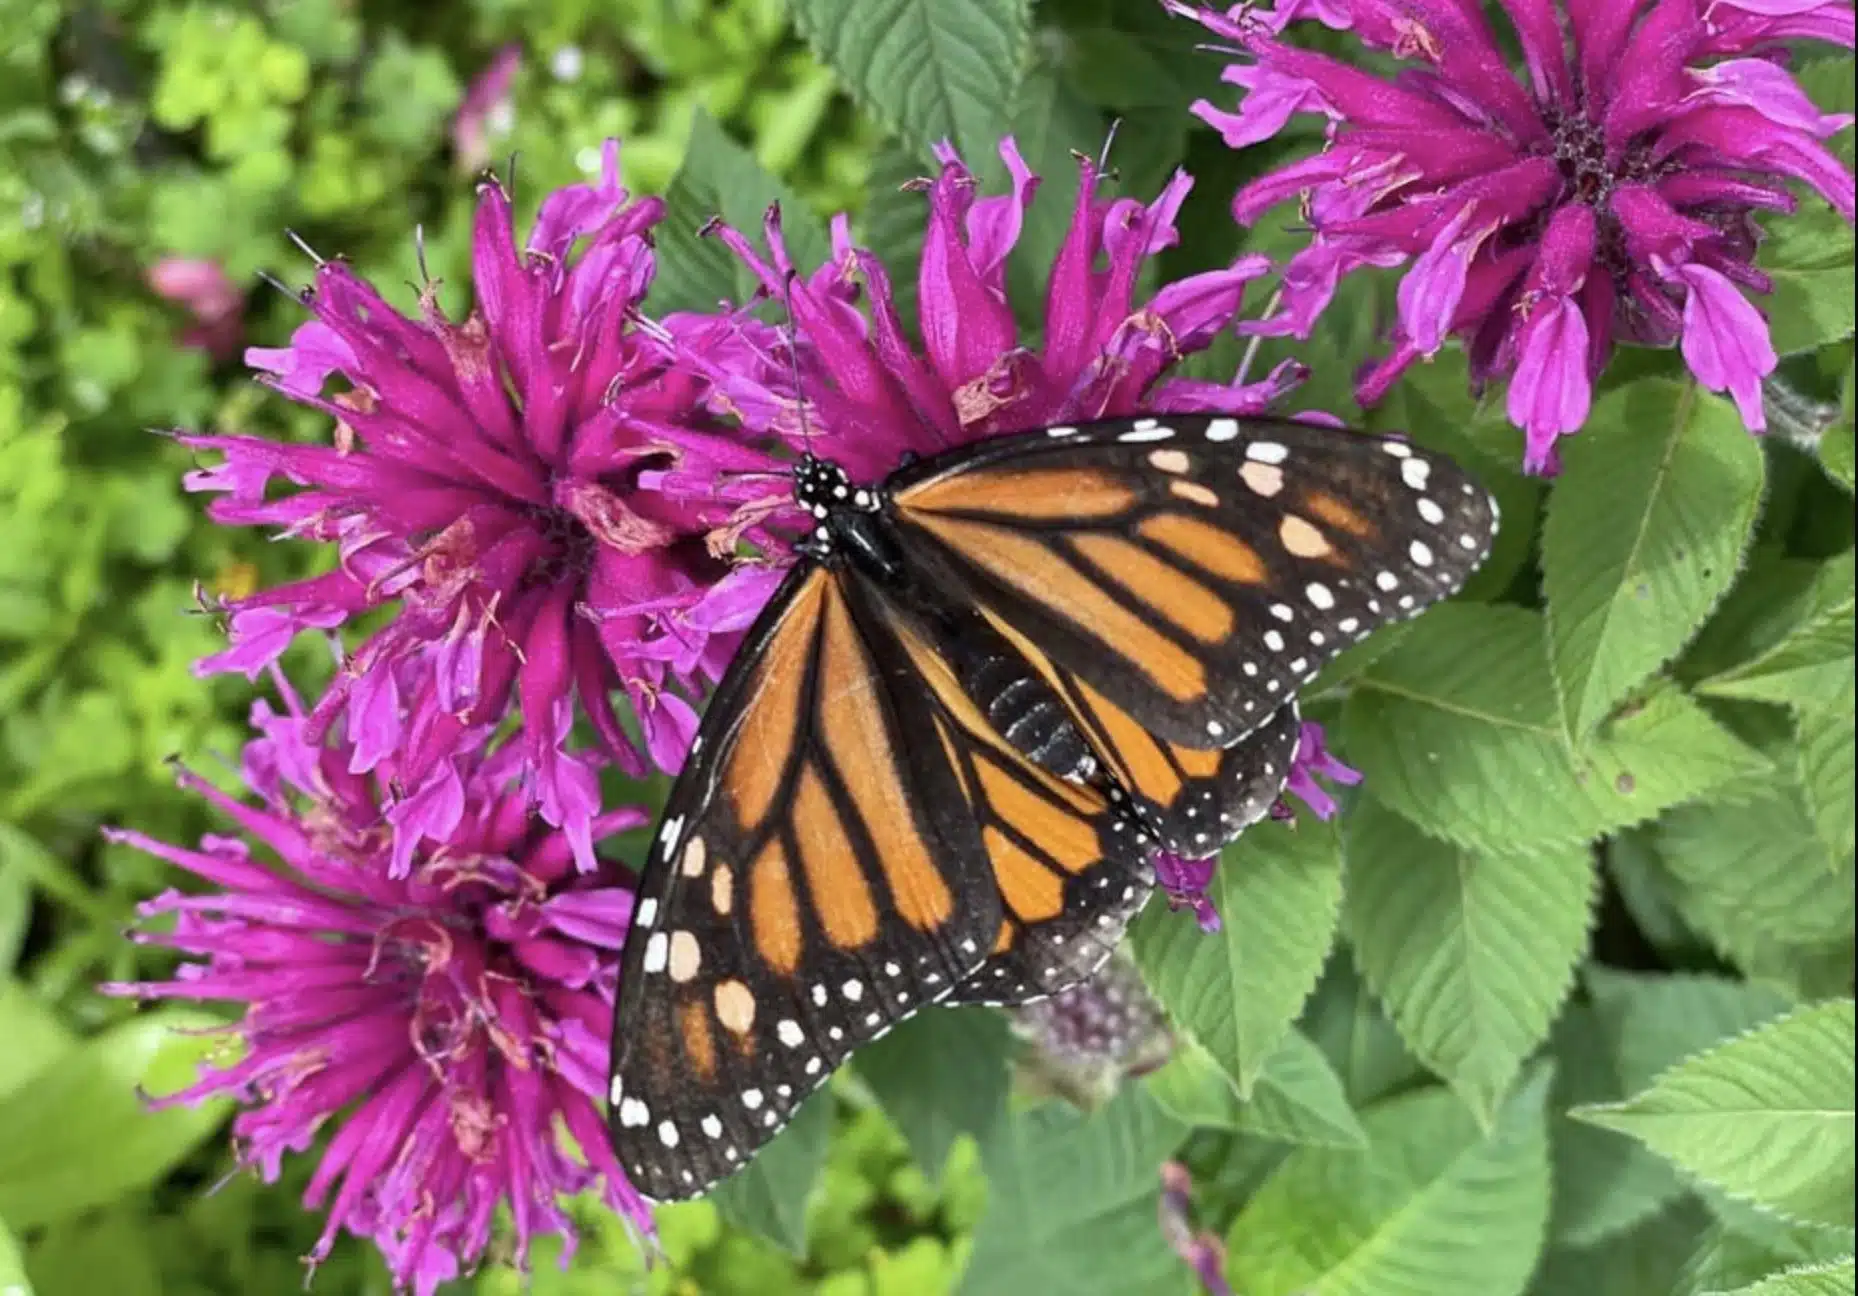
607,413 -> 1496,1201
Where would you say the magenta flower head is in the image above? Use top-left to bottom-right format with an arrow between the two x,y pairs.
181,142 -> 787,868
102,670 -> 652,1294
454,43 -> 522,173
1171,0 -> 1857,472
685,136 -> 1299,511
1154,719 -> 1360,931
149,256 -> 245,362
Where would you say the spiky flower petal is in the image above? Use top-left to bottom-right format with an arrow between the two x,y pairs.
1174,0 -> 1856,471
103,669 -> 650,1294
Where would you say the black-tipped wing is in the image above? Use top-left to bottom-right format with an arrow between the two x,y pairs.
608,565 -> 1001,1202
890,415 -> 1496,750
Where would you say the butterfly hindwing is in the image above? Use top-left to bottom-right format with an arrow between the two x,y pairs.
889,415 -> 1497,750
609,566 -> 1003,1201
871,594 -> 1156,1007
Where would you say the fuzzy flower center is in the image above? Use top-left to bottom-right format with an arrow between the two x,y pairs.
1541,107 -> 1662,207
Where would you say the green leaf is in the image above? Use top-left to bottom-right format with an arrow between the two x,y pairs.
1132,814 -> 1343,1095
0,981 -> 76,1103
1543,381 -> 1765,738
960,1085 -> 1187,1295
1344,798 -> 1595,1124
1706,1258 -> 1858,1296
1574,999 -> 1856,1229
1796,706 -> 1856,863
1149,1030 -> 1367,1149
710,1089 -> 834,1256
22,1211 -> 161,1296
1699,550 -> 1854,714
856,1007 -> 1010,1179
1300,949 -> 1428,1109
1655,773 -> 1855,994
1342,605 -> 1766,853
1550,971 -> 1791,1248
0,1009 -> 232,1229
1533,1199 -> 1715,1296
1226,1068 -> 1554,1296
788,0 -> 1030,162
648,110 -> 832,316
1239,1029 -> 1369,1149
1682,1210 -> 1857,1296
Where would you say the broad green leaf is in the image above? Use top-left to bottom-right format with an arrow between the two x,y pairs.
1656,774 -> 1855,993
1575,1000 -> 1856,1228
1238,1029 -> 1368,1149
959,1085 -> 1187,1295
1047,0 -> 1228,113
1533,1199 -> 1715,1296
1301,949 -> 1428,1110
857,1006 -> 1009,1179
0,981 -> 75,1103
1146,1035 -> 1247,1128
1604,827 -> 1713,962
1343,605 -> 1765,853
648,110 -> 832,315
1700,550 -> 1855,714
1706,1258 -> 1857,1296
1543,381 -> 1764,738
1684,1213 -> 1858,1296
1150,1030 -> 1367,1149
0,1212 -> 28,1296
22,1211 -> 160,1296
1796,706 -> 1856,863
710,1089 -> 834,1255
1550,971 -> 1790,1247
1132,814 -> 1342,1094
789,0 -> 1030,163
1227,1068 -> 1554,1296
0,1009 -> 231,1229
1344,798 -> 1594,1123
0,821 -> 109,924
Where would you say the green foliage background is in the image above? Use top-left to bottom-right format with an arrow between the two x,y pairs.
0,1 -> 1852,1294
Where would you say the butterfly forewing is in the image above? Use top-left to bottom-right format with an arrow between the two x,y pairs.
889,415 -> 1497,750
609,566 -> 1003,1201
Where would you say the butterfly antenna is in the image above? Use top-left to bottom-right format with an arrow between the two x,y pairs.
779,267 -> 816,463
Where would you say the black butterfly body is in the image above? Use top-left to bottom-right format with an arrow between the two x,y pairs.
607,414 -> 1496,1201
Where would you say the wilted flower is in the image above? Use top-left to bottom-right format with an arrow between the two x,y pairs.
1011,954 -> 1173,1107
1160,1161 -> 1234,1296
1172,0 -> 1857,471
1155,719 -> 1361,931
680,135 -> 1302,527
149,256 -> 244,362
454,44 -> 522,173
181,141 -> 788,865
102,670 -> 651,1294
